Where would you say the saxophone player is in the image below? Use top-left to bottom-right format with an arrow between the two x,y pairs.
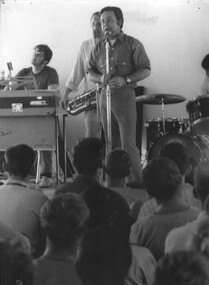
60,12 -> 104,138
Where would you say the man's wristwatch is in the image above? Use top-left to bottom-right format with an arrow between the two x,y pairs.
126,76 -> 131,84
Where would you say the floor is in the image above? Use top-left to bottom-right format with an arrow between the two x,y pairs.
35,175 -> 74,199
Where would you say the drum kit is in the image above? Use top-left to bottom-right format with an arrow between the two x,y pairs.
136,93 -> 209,162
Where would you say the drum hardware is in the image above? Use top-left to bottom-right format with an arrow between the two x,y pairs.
186,95 -> 209,135
137,93 -> 187,151
135,93 -> 187,105
147,132 -> 209,163
178,118 -> 190,134
137,93 -> 186,136
145,117 -> 190,151
162,97 -> 166,134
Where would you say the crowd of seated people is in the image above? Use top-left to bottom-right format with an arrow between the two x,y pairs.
138,142 -> 201,220
165,159 -> 209,253
130,157 -> 200,261
1,139 -> 209,285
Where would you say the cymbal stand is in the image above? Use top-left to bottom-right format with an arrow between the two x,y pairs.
105,34 -> 112,153
161,97 -> 166,135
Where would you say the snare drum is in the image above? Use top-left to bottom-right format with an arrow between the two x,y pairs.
148,132 -> 209,162
145,118 -> 189,150
186,95 -> 209,134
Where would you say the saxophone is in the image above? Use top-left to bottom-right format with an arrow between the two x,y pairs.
66,88 -> 100,116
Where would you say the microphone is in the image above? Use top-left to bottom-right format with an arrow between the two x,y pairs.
105,31 -> 111,41
7,62 -> 13,72
7,62 -> 13,79
6,62 -> 13,90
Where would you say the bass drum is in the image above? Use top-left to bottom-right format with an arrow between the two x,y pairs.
148,132 -> 209,162
145,117 -> 190,151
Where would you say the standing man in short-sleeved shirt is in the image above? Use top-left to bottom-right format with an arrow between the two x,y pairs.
88,6 -> 151,183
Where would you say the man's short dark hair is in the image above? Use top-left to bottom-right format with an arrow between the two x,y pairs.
101,6 -> 124,28
73,137 -> 103,176
142,157 -> 182,201
4,144 -> 36,178
105,149 -> 131,178
159,142 -> 190,176
77,227 -> 132,285
81,183 -> 134,233
34,44 -> 53,64
201,54 -> 209,70
40,193 -> 89,247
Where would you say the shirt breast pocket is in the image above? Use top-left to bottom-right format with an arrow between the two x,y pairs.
116,59 -> 132,76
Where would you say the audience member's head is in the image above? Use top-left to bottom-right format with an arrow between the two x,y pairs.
40,193 -> 89,248
105,149 -> 131,179
77,227 -> 132,285
73,137 -> 103,177
142,157 -> 182,202
3,144 -> 36,179
153,251 -> 209,285
81,183 -> 134,236
159,142 -> 190,177
193,160 -> 209,208
0,239 -> 33,285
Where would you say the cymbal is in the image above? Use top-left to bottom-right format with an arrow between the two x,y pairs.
136,94 -> 186,105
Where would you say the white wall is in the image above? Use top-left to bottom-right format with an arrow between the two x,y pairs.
1,0 -> 209,152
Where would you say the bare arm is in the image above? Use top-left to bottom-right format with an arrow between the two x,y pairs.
60,41 -> 90,110
87,70 -> 104,85
48,84 -> 59,90
88,68 -> 150,89
127,68 -> 151,83
59,87 -> 73,109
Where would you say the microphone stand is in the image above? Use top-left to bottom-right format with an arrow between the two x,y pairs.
96,83 -> 102,137
105,34 -> 112,154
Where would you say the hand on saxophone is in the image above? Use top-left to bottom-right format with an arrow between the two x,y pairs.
100,73 -> 112,86
60,87 -> 72,110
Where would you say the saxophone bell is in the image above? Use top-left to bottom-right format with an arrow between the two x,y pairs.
66,88 -> 100,116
